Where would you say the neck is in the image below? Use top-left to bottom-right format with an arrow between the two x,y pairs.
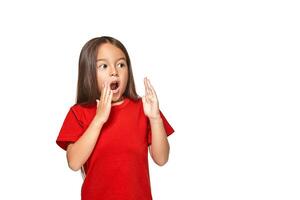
112,96 -> 124,105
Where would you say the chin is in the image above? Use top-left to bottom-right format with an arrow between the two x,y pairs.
112,94 -> 123,102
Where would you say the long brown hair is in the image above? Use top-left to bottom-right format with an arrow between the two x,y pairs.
76,36 -> 139,105
75,36 -> 139,178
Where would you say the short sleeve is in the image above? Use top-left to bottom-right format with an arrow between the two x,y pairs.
147,110 -> 175,146
56,106 -> 84,151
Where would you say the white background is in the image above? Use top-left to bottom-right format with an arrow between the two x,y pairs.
0,0 -> 299,199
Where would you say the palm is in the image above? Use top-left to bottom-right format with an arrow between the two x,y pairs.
142,77 -> 160,119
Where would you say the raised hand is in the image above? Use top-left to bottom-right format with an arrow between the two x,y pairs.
95,81 -> 113,124
142,77 -> 160,120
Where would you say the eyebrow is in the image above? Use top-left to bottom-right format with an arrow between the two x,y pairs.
96,57 -> 126,62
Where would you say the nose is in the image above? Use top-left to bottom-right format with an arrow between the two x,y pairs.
110,66 -> 118,77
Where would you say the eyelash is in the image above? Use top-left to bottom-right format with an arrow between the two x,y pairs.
118,63 -> 126,68
98,64 -> 107,69
98,63 -> 126,70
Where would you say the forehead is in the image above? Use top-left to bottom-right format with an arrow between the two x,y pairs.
96,43 -> 126,60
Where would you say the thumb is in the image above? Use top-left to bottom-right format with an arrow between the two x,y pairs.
142,96 -> 146,104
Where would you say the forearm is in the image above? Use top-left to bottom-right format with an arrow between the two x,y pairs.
66,115 -> 104,171
149,116 -> 170,166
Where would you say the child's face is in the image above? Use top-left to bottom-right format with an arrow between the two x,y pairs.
96,43 -> 129,102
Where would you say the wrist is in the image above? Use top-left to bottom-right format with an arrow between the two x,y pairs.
149,115 -> 162,123
94,114 -> 106,127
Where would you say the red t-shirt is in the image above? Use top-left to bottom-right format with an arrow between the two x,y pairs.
56,97 -> 175,200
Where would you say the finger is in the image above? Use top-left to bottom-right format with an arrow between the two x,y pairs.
104,83 -> 111,103
145,90 -> 151,103
143,95 -> 150,105
143,95 -> 149,104
144,77 -> 150,96
147,78 -> 157,98
146,95 -> 151,104
101,82 -> 107,101
143,77 -> 147,95
107,88 -> 112,103
108,88 -> 113,103
146,78 -> 154,97
146,78 -> 153,102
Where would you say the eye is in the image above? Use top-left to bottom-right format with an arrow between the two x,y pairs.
98,64 -> 107,70
117,62 -> 126,68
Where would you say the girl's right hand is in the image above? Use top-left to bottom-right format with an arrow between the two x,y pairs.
95,81 -> 113,124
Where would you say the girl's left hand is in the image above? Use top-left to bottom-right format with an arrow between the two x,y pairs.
142,77 -> 160,119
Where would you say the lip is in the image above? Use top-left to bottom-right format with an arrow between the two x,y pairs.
109,79 -> 121,94
111,86 -> 120,94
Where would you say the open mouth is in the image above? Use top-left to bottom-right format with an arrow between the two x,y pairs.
110,81 -> 120,91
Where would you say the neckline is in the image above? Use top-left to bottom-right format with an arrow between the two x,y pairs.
111,97 -> 130,110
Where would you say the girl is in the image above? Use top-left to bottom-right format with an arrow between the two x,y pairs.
56,36 -> 175,200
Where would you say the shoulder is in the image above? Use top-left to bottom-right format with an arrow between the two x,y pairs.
71,101 -> 96,112
69,102 -> 97,122
125,97 -> 148,119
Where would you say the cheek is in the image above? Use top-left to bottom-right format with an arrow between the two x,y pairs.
121,72 -> 129,88
97,74 -> 107,88
123,78 -> 128,90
